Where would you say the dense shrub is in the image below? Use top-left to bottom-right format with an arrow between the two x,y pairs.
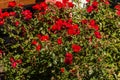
0,0 -> 120,80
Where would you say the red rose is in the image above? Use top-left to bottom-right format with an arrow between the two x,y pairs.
89,19 -> 96,26
32,4 -> 40,10
11,62 -> 17,68
67,29 -> 75,35
2,12 -> 9,18
92,1 -> 98,8
93,24 -> 99,31
36,44 -> 41,51
22,10 -> 32,20
51,19 -> 64,32
8,1 -> 16,7
51,25 -> 58,31
89,19 -> 99,31
60,68 -> 65,73
115,4 -> 120,10
9,12 -> 16,16
68,2 -> 74,8
67,24 -> 80,35
81,19 -> 88,24
33,2 -> 48,11
55,1 -> 64,9
116,10 -> 120,16
18,3 -> 24,7
104,0 -> 110,5
10,57 -> 15,63
57,37 -> 62,45
0,20 -> 4,26
40,35 -> 49,41
62,0 -> 69,3
31,40 -> 37,45
64,52 -> 73,65
72,44 -> 81,53
94,31 -> 101,39
87,6 -> 94,13
63,21 -> 72,28
67,19 -> 72,23
0,15 -> 3,19
39,2 -> 48,11
15,21 -> 20,27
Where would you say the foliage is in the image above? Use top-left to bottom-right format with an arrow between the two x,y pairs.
0,0 -> 120,80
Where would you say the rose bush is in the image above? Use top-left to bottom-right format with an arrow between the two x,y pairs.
0,0 -> 120,80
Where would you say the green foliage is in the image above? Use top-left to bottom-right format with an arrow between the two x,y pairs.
0,0 -> 120,80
